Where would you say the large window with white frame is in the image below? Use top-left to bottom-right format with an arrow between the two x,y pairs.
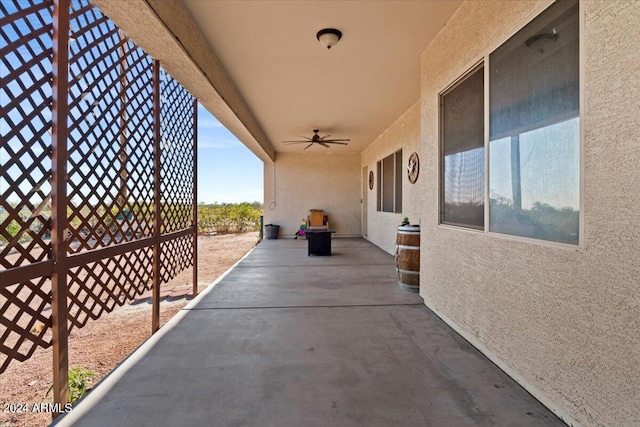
440,0 -> 580,245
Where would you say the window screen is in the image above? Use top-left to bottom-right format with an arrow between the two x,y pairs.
382,154 -> 394,212
440,66 -> 485,229
394,149 -> 402,213
376,161 -> 382,211
376,150 -> 403,213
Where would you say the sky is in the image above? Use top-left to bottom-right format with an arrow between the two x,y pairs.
196,104 -> 264,205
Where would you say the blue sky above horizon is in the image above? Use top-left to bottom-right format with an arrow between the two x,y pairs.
197,103 -> 264,205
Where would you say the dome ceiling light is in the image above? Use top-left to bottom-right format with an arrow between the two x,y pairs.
316,28 -> 342,50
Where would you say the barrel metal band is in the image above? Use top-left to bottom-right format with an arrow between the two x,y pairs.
397,244 -> 420,250
397,268 -> 420,275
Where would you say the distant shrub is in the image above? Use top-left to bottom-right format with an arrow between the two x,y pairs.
197,202 -> 262,234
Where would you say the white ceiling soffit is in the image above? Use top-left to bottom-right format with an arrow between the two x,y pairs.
182,0 -> 462,154
93,1 -> 462,157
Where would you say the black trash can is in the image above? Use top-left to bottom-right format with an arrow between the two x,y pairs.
264,224 -> 280,240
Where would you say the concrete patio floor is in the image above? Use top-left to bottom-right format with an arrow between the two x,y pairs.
54,237 -> 565,426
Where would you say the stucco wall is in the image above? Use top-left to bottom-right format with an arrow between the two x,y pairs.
263,152 -> 361,237
361,102 -> 422,254
419,1 -> 640,426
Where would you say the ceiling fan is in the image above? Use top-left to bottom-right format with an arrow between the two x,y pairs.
282,129 -> 350,150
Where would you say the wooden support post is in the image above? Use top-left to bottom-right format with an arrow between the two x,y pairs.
152,60 -> 161,333
117,30 -> 129,208
51,0 -> 70,414
192,98 -> 198,297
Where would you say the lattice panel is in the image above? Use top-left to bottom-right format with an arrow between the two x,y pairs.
1,0 -> 196,376
160,71 -> 194,233
66,1 -> 154,254
0,0 -> 53,269
160,234 -> 194,284
0,277 -> 52,373
66,246 -> 153,331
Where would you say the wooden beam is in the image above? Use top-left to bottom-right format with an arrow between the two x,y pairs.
151,60 -> 161,333
192,97 -> 198,297
0,261 -> 54,289
50,0 -> 70,413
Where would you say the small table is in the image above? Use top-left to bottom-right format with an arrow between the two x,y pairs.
306,229 -> 335,256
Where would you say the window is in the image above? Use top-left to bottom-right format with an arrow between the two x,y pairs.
440,65 -> 484,229
489,0 -> 579,244
376,161 -> 382,211
377,149 -> 402,213
439,0 -> 580,245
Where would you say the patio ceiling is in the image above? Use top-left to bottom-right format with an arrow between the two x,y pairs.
92,0 -> 462,160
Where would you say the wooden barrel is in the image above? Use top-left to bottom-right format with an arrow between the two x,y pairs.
395,225 -> 420,293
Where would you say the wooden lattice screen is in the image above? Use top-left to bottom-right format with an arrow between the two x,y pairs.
0,0 -> 197,405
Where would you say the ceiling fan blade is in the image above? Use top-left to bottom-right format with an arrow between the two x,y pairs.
282,136 -> 312,143
283,130 -> 350,150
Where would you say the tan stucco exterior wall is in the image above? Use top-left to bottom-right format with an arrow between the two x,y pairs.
263,152 -> 361,237
361,102 -> 422,254
419,1 -> 640,426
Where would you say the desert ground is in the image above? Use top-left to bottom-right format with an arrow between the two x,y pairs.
0,232 -> 260,427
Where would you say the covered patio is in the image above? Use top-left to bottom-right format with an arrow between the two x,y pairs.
54,238 -> 562,426
2,0 -> 638,425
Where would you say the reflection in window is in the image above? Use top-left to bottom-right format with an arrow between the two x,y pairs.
489,0 -> 579,244
490,119 -> 579,243
443,147 -> 484,228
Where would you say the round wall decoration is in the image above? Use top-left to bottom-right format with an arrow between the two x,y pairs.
368,170 -> 374,190
407,152 -> 419,184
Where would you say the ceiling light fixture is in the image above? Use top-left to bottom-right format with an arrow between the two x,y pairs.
316,28 -> 342,50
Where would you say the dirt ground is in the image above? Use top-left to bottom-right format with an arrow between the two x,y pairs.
0,232 -> 259,427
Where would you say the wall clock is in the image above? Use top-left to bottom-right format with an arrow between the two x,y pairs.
407,152 -> 419,184
368,170 -> 374,190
